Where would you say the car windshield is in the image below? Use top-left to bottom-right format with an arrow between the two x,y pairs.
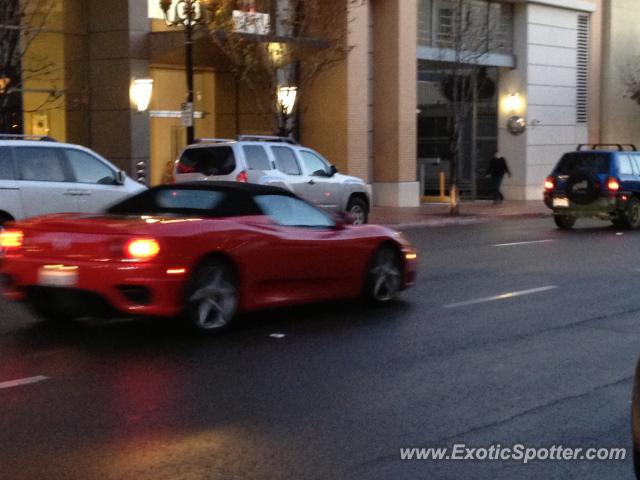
106,187 -> 259,217
555,153 -> 610,175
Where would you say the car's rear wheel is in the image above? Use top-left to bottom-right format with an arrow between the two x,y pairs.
623,197 -> 640,229
347,197 -> 369,225
553,214 -> 576,230
364,246 -> 403,303
184,257 -> 238,333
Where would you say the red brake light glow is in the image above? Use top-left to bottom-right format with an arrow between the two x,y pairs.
0,229 -> 23,249
236,170 -> 248,183
607,177 -> 620,192
544,177 -> 554,191
176,163 -> 196,174
125,238 -> 160,260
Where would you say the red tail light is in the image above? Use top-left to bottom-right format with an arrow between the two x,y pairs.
176,163 -> 196,174
0,229 -> 23,250
544,176 -> 554,191
607,177 -> 620,192
236,170 -> 248,183
125,238 -> 160,261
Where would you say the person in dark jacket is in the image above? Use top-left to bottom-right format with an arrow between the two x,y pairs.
486,151 -> 511,204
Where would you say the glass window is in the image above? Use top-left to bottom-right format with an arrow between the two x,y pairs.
243,145 -> 271,170
555,153 -> 610,176
271,147 -> 301,175
617,155 -> 634,175
15,147 -> 66,182
300,151 -> 330,176
65,149 -> 116,185
254,194 -> 335,228
178,146 -> 236,176
156,189 -> 225,210
629,154 -> 640,175
0,147 -> 14,180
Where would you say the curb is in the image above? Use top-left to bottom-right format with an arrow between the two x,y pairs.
377,212 -> 551,229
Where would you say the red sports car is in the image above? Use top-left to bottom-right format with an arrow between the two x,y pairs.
0,182 -> 417,333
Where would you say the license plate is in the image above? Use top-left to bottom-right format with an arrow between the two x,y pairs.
553,197 -> 569,208
38,266 -> 78,287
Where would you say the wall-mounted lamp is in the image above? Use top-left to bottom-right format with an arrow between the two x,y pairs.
504,93 -> 522,114
504,93 -> 526,135
276,86 -> 297,116
130,78 -> 154,112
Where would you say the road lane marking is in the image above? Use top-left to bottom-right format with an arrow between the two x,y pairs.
493,239 -> 555,247
444,286 -> 559,308
0,375 -> 48,390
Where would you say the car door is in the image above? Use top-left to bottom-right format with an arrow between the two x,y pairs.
62,148 -> 124,212
248,194 -> 364,303
617,154 -> 635,192
242,144 -> 275,184
0,146 -> 24,221
270,145 -> 308,196
14,146 -> 82,218
297,149 -> 341,211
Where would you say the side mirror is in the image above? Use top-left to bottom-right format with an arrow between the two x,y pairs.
333,211 -> 355,228
115,170 -> 126,185
329,165 -> 338,177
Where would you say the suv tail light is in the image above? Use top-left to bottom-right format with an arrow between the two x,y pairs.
125,238 -> 160,261
544,176 -> 554,191
607,177 -> 620,192
236,170 -> 248,183
0,229 -> 23,250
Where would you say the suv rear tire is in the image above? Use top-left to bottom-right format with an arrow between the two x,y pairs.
554,214 -> 576,230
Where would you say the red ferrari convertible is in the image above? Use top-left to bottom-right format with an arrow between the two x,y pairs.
0,182 -> 417,333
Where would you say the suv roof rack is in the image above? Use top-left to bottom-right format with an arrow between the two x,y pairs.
0,133 -> 57,142
195,138 -> 235,144
577,143 -> 637,151
236,135 -> 298,145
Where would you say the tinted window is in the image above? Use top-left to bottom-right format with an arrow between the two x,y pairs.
108,187 -> 261,217
254,194 -> 335,228
617,155 -> 634,175
15,147 -> 66,182
179,146 -> 236,175
66,149 -> 116,185
243,146 -> 271,170
629,154 -> 640,175
0,147 -> 14,180
555,153 -> 610,176
300,151 -> 329,176
272,147 -> 301,175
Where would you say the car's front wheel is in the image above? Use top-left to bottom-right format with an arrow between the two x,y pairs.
346,197 -> 369,225
364,246 -> 403,303
553,214 -> 576,230
184,257 -> 239,334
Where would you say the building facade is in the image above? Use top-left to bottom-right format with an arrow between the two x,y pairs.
9,0 -> 640,205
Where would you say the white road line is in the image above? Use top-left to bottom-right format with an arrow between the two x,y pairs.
493,239 -> 555,247
0,375 -> 48,390
444,286 -> 559,308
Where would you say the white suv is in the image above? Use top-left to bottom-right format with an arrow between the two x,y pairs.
172,136 -> 371,224
0,137 -> 146,226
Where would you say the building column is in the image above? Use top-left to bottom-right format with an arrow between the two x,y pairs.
371,0 -> 419,207
87,0 -> 150,180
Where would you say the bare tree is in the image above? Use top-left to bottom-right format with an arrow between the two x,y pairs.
201,0 -> 364,138
623,60 -> 640,106
435,0 -> 502,215
0,0 -> 59,134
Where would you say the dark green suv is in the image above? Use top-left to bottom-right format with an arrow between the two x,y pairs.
544,144 -> 640,229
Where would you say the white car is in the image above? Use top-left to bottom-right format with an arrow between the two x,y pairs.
172,136 -> 371,224
0,137 -> 146,226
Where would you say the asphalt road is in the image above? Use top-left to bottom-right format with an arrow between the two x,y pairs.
1,216 -> 639,479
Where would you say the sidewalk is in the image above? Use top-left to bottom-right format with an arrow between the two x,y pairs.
370,200 -> 550,228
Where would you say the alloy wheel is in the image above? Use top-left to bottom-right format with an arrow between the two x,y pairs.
188,265 -> 238,331
350,204 -> 366,225
368,248 -> 402,302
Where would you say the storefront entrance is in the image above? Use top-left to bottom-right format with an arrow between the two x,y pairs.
417,63 -> 498,200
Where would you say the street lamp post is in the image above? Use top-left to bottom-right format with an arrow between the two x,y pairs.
160,0 -> 211,145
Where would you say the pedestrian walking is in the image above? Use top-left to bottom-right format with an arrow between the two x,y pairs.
486,151 -> 511,204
